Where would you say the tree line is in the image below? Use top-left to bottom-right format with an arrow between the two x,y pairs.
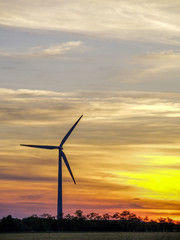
0,210 -> 179,232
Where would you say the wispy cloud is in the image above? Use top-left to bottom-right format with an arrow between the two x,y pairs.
1,88 -> 180,143
132,50 -> 180,83
0,172 -> 56,182
0,41 -> 83,58
0,1 -> 180,44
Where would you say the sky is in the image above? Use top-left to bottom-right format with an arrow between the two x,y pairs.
0,0 -> 180,220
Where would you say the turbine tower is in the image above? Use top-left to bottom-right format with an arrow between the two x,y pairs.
20,115 -> 83,219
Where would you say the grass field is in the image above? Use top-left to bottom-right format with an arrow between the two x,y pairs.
0,232 -> 179,240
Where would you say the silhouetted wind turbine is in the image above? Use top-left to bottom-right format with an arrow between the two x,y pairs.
20,115 -> 83,219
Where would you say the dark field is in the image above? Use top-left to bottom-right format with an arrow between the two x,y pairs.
0,232 -> 179,240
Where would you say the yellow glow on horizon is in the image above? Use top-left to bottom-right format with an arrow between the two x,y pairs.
141,155 -> 180,165
114,155 -> 180,201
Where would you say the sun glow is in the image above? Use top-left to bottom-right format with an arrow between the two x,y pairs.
114,155 -> 180,201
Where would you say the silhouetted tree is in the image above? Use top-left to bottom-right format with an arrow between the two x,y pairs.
103,213 -> 111,220
86,212 -> 100,220
74,210 -> 85,220
64,213 -> 74,220
0,210 -> 179,232
0,215 -> 25,232
112,212 -> 121,220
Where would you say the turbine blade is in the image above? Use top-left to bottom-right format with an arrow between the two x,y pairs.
60,115 -> 83,147
61,151 -> 76,184
20,144 -> 59,150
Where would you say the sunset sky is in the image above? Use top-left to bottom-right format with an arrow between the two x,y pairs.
0,0 -> 180,220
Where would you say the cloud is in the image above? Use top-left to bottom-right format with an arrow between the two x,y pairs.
0,172 -> 56,182
131,50 -> 180,83
20,194 -> 46,200
0,1 -> 180,44
16,202 -> 46,205
0,41 -> 83,58
0,88 -> 180,219
0,202 -> 55,218
63,198 -> 180,217
1,88 -> 180,144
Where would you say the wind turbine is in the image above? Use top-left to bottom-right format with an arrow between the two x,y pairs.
20,115 -> 83,219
